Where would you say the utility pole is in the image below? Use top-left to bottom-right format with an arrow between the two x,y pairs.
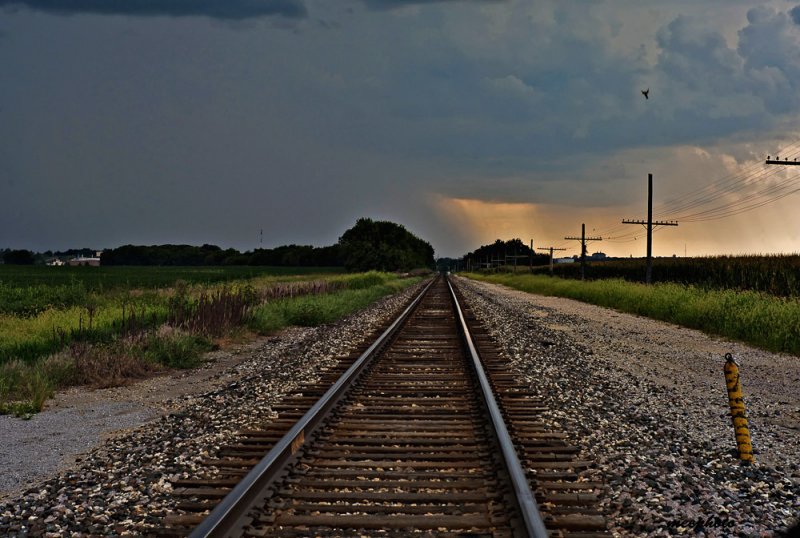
537,246 -> 567,276
530,239 -> 534,270
565,223 -> 602,280
507,243 -> 528,273
622,173 -> 678,284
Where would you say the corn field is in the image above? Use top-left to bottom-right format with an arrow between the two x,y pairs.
528,255 -> 800,297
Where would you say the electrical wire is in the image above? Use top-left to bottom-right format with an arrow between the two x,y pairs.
541,141 -> 800,255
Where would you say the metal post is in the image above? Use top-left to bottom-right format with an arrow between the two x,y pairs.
724,353 -> 754,463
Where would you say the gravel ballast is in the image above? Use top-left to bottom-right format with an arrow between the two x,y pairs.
0,280 -> 427,536
455,276 -> 799,537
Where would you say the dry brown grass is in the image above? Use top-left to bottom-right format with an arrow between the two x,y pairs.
70,341 -> 162,389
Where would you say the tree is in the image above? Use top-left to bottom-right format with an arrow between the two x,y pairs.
338,218 -> 434,272
3,249 -> 35,265
463,238 -> 549,269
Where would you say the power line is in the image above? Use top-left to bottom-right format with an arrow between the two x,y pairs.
537,141 -> 800,257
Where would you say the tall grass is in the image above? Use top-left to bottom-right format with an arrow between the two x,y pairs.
0,270 -> 421,415
0,271 -> 393,365
467,273 -> 800,356
249,275 -> 418,333
0,299 -> 168,364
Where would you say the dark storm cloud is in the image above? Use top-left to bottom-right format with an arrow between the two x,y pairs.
790,5 -> 800,24
0,0 -> 307,19
650,6 -> 800,127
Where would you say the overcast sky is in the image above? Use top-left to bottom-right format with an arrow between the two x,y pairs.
3,0 -> 800,258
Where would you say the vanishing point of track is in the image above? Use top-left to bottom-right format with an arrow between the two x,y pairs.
163,276 -> 608,537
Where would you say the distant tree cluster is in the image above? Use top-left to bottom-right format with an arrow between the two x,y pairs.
50,248 -> 95,258
2,249 -> 35,265
100,243 -> 340,267
101,244 -> 229,266
461,238 -> 549,269
435,257 -> 460,272
338,218 -> 434,272
248,245 -> 341,267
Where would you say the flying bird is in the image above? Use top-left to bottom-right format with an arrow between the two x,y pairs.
641,88 -> 650,99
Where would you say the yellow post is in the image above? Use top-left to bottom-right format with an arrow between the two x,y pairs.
723,353 -> 754,463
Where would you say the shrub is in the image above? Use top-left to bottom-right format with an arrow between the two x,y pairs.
145,327 -> 214,369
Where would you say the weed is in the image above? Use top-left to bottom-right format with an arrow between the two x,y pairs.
144,328 -> 214,369
0,270 -> 418,415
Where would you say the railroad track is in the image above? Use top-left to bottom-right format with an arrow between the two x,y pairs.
161,276 -> 607,537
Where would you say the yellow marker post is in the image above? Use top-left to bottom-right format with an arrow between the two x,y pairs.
723,353 -> 754,463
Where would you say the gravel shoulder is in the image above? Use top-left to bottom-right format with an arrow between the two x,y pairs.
0,280 -> 427,535
456,276 -> 799,537
0,334 -> 301,501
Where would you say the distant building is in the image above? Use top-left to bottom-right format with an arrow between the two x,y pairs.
554,257 -> 575,264
589,252 -> 607,260
68,257 -> 101,267
46,258 -> 66,266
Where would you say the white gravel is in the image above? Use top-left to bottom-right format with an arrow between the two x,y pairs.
0,280 -> 427,536
454,276 -> 799,537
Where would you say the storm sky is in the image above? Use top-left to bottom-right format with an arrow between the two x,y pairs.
3,0 -> 800,258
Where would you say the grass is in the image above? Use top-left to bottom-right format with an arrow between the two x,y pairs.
0,271 -> 389,365
249,275 -> 420,333
466,272 -> 800,356
0,269 -> 423,416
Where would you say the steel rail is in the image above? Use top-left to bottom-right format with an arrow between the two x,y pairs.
446,276 -> 549,538
189,277 -> 436,538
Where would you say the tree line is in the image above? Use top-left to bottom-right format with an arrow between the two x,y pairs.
100,243 -> 341,267
3,218 -> 435,272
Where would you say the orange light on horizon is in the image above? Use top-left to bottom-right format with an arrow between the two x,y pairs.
433,191 -> 800,258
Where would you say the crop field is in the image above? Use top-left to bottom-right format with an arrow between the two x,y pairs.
528,254 -> 800,297
0,266 -> 418,416
0,265 -> 344,316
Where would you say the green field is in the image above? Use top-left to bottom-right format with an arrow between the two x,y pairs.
0,265 -> 343,316
527,254 -> 800,297
0,264 -> 343,288
467,272 -> 800,357
0,266 -> 420,416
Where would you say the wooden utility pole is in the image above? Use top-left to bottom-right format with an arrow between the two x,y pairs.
537,246 -> 567,276
530,239 -> 534,270
622,173 -> 678,284
565,223 -> 602,280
